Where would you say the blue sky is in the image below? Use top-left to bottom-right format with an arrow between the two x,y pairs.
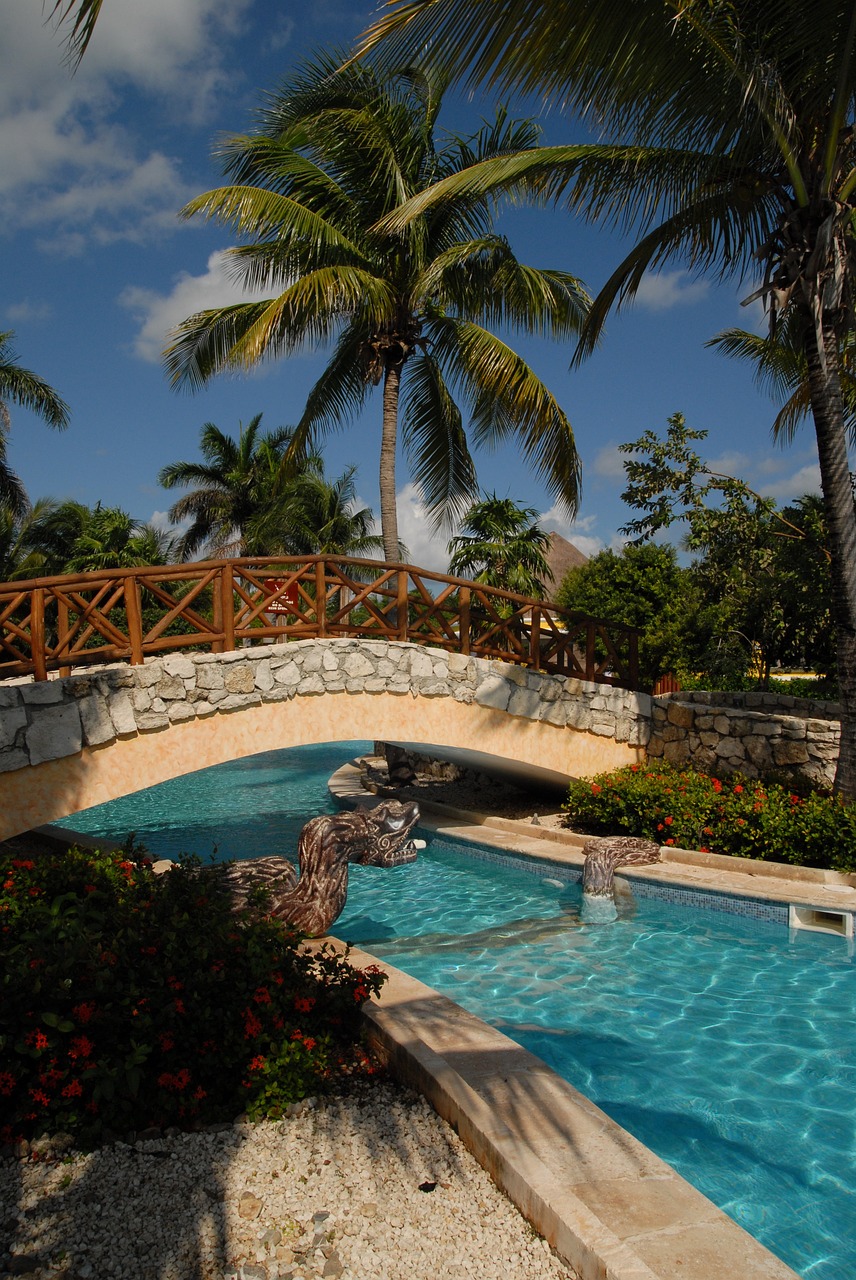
1,0 -> 822,572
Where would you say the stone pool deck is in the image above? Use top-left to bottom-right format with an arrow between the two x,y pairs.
330,760 -> 856,1280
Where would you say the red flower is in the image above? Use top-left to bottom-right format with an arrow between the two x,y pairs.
303,1037 -> 317,1052
84,885 -> 97,894
173,997 -> 186,1015
69,1035 -> 93,1061
72,1002 -> 96,1024
0,1071 -> 15,1095
712,778 -> 723,793
733,784 -> 744,794
26,1030 -> 50,1052
12,859 -> 34,871
29,1088 -> 50,1107
590,783 -> 602,796
62,1080 -> 83,1099
294,996 -> 315,1014
3,880 -> 14,891
664,816 -> 673,826
249,1055 -> 267,1072
28,887 -> 41,897
166,976 -> 183,991
353,985 -> 368,1003
159,1033 -> 174,1052
243,1010 -> 262,1039
665,838 -> 675,846
253,986 -> 271,1005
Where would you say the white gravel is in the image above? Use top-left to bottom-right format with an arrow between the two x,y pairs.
1,1082 -> 578,1280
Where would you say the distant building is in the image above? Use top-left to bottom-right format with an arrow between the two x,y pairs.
543,532 -> 588,597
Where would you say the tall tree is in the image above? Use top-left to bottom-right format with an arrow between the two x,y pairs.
0,331 -> 69,519
359,0 -> 856,797
158,415 -> 298,560
447,493 -> 551,598
28,500 -> 174,575
247,464 -> 384,560
164,53 -> 588,564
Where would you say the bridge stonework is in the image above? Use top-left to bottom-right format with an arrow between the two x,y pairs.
0,639 -> 651,841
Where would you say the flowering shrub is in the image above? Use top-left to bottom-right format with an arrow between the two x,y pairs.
0,846 -> 386,1148
563,763 -> 856,872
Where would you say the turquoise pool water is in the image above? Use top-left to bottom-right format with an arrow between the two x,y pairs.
61,743 -> 856,1280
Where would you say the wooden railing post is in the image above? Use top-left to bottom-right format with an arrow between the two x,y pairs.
627,629 -> 639,690
397,569 -> 409,641
585,619 -> 596,683
124,575 -> 144,665
220,563 -> 235,652
31,588 -> 47,683
459,586 -> 471,655
529,606 -> 541,670
57,596 -> 70,676
315,560 -> 327,636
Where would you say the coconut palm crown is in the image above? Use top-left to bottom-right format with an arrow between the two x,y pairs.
164,53 -> 589,564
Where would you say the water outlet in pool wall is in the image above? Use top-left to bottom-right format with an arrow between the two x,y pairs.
788,904 -> 854,938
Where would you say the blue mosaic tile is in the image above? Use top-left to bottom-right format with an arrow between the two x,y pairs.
431,832 -> 792,926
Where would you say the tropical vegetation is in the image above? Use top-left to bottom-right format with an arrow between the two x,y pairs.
0,842 -> 385,1147
0,330 -> 69,519
563,762 -> 856,872
164,53 -> 589,563
447,494 -> 551,598
358,0 -> 856,798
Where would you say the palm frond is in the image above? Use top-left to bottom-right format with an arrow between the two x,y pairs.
429,316 -> 581,515
399,352 -> 477,527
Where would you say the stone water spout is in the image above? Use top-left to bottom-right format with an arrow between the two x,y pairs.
219,799 -> 421,937
581,836 -> 661,922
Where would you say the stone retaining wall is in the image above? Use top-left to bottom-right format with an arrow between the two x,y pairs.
0,639 -> 651,776
649,693 -> 840,787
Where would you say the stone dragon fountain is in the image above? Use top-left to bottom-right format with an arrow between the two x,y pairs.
219,798 -> 421,936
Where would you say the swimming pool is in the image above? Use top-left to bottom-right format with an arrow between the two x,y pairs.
61,743 -> 856,1280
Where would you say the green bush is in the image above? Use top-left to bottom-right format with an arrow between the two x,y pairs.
563,762 -> 856,872
0,846 -> 386,1148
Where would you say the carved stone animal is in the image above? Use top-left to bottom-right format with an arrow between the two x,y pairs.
219,799 -> 420,937
581,836 -> 661,898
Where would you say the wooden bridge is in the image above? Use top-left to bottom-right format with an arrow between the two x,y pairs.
0,556 -> 640,690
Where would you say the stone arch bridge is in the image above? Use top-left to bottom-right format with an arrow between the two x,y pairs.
0,638 -> 653,841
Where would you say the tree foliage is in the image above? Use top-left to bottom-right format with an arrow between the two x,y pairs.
447,493 -> 551,598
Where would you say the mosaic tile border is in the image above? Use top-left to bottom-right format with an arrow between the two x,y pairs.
428,831 -> 793,926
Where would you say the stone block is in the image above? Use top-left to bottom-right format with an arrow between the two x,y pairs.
301,648 -> 323,672
666,702 -> 695,729
343,652 -> 375,679
155,675 -> 186,701
135,663 -> 164,689
273,661 -> 301,687
224,665 -> 256,695
219,692 -> 262,711
297,675 -> 325,696
20,681 -> 64,705
714,737 -> 746,760
322,649 -> 340,672
167,702 -> 196,723
162,655 -> 196,680
591,720 -> 616,737
0,706 -> 27,750
195,665 -> 225,690
107,691 -> 137,737
662,739 -> 690,763
0,749 -> 29,773
131,687 -> 152,712
78,694 -> 116,747
0,687 -> 23,708
474,675 -> 511,711
136,711 -> 170,731
507,686 -> 542,719
773,738 -> 810,766
26,703 -> 82,764
254,659 -> 273,692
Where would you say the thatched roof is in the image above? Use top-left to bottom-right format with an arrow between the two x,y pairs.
543,531 -> 588,595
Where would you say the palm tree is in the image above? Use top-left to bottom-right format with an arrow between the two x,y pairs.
164,53 -> 589,565
247,464 -> 384,559
0,331 -> 69,519
358,0 -> 856,798
0,498 -> 58,582
28,500 -> 174,575
158,414 -> 299,560
447,494 -> 551,598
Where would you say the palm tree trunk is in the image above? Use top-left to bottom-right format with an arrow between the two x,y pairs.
804,322 -> 856,800
380,362 -> 401,563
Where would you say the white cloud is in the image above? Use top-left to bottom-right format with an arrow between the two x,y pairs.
120,251 -> 274,363
757,462 -> 822,503
591,445 -> 627,480
0,0 -> 251,246
393,483 -> 451,572
5,299 -> 54,323
632,270 -> 710,311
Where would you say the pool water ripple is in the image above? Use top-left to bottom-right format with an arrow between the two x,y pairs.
59,744 -> 856,1280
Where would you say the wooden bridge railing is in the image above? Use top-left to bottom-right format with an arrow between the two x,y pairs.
0,556 -> 640,689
